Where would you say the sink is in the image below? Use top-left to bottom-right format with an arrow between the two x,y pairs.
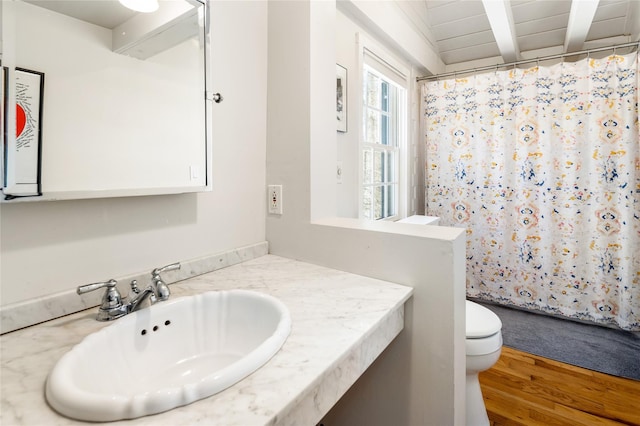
45,289 -> 291,422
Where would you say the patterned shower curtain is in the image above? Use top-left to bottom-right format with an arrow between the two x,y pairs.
423,52 -> 639,330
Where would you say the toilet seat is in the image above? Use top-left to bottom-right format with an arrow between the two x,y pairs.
466,300 -> 503,356
466,332 -> 502,356
466,300 -> 502,338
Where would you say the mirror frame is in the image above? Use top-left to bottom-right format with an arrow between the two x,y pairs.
0,0 -> 213,202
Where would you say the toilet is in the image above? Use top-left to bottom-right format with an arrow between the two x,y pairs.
466,300 -> 503,426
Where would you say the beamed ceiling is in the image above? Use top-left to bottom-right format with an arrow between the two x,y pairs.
396,0 -> 640,68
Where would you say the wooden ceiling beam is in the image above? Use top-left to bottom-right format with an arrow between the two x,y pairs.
481,0 -> 520,63
563,0 -> 600,53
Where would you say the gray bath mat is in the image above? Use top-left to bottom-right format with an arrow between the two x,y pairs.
474,300 -> 640,381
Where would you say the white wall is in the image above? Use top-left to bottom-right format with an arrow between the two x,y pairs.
0,1 -> 268,306
267,1 -> 466,424
335,10 -> 359,218
2,1 -> 466,424
335,9 -> 426,218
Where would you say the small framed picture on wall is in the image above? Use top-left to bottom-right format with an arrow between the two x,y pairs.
336,64 -> 347,133
3,67 -> 45,199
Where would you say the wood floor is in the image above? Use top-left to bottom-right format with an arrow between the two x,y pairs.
479,346 -> 640,426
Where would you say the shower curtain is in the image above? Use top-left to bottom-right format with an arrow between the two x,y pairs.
423,52 -> 639,330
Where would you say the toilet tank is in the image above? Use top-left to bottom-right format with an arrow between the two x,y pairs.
396,215 -> 440,226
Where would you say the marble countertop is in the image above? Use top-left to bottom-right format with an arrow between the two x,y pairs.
1,255 -> 412,425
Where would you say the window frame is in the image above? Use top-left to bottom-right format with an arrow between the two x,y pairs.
357,39 -> 409,221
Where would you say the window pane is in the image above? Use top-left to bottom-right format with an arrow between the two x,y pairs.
363,186 -> 373,219
373,185 -> 383,220
381,114 -> 388,145
385,184 -> 396,217
382,185 -> 389,218
363,149 -> 373,184
366,184 -> 398,220
384,151 -> 394,183
366,109 -> 380,144
381,81 -> 388,112
374,150 -> 382,183
366,72 -> 380,108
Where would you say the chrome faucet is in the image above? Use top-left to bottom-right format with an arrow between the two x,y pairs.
77,262 -> 181,321
126,282 -> 158,313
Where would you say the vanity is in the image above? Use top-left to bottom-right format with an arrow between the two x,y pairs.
0,254 -> 412,425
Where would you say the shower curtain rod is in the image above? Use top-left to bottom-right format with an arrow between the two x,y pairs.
416,41 -> 640,82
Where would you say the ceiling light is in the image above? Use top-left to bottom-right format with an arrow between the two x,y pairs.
119,0 -> 159,13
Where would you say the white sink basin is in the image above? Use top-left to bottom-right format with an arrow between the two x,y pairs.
46,289 -> 291,422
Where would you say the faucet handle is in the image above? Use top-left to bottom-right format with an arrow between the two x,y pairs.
151,262 -> 180,301
77,279 -> 118,295
77,279 -> 125,320
152,262 -> 181,275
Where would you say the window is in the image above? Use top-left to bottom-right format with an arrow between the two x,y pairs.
361,61 -> 407,220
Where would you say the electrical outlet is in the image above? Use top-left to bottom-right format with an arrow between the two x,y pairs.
268,185 -> 283,215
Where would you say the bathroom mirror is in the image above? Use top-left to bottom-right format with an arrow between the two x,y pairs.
0,0 -> 212,201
